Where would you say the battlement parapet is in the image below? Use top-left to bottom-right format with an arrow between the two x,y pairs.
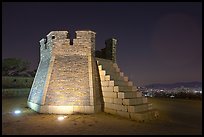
95,38 -> 117,63
39,30 -> 96,57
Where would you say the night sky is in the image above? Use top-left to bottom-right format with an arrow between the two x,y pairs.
2,2 -> 202,86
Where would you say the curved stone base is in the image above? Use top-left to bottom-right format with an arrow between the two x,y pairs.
27,101 -> 101,114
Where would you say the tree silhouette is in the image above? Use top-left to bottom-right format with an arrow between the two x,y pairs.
2,58 -> 30,76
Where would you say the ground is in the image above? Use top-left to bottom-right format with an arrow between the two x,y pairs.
2,96 -> 202,135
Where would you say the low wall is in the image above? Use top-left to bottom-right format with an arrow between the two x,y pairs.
2,76 -> 34,88
2,88 -> 31,97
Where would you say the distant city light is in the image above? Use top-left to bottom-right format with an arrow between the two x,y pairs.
194,90 -> 202,93
170,95 -> 175,98
14,110 -> 21,114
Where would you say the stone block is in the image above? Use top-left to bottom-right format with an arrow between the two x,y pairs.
116,110 -> 130,118
129,112 -> 146,121
122,98 -> 147,105
101,81 -> 109,86
109,81 -> 115,86
100,75 -> 105,81
127,81 -> 133,86
98,65 -> 102,71
102,87 -> 114,92
113,98 -> 123,104
114,86 -> 119,92
112,63 -> 118,68
118,86 -> 133,91
105,75 -> 110,81
124,76 -> 128,81
48,106 -> 74,114
73,106 -> 85,113
84,106 -> 94,113
114,104 -> 128,112
134,91 -> 142,97
115,68 -> 120,72
103,97 -> 114,103
99,70 -> 106,76
102,92 -> 117,98
118,91 -> 141,99
128,103 -> 151,113
104,103 -> 115,109
120,72 -> 124,77
129,109 -> 159,121
104,108 -> 117,115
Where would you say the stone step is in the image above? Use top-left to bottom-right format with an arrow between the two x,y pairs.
98,63 -> 119,72
99,70 -> 106,76
114,80 -> 133,86
130,109 -> 159,121
105,70 -> 124,78
100,63 -> 113,67
120,72 -> 124,77
112,63 -> 118,68
100,75 -> 111,81
110,75 -> 125,81
98,65 -> 102,71
97,62 -> 126,82
103,97 -> 125,106
114,86 -> 138,92
104,108 -> 117,115
105,74 -> 128,82
104,103 -> 128,112
102,87 -> 114,92
113,98 -> 123,104
101,80 -> 115,87
116,110 -> 130,118
103,97 -> 114,103
128,103 -> 153,113
122,97 -> 148,105
112,80 -> 128,86
102,91 -> 118,98
124,76 -> 128,82
118,91 -> 142,98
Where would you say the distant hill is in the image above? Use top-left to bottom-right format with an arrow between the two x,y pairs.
145,81 -> 202,89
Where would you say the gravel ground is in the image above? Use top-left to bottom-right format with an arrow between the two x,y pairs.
2,97 -> 202,135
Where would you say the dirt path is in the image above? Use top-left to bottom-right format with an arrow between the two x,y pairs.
2,97 -> 202,135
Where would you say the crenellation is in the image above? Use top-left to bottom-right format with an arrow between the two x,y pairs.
47,31 -> 69,41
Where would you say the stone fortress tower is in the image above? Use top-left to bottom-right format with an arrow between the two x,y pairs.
27,30 -> 158,121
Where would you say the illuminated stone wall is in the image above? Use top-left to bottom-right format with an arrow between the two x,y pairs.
27,36 -> 53,105
28,30 -> 102,114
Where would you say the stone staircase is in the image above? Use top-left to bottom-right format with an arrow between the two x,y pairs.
96,58 -> 159,121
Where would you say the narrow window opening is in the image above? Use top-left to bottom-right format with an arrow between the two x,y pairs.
44,37 -> 47,49
69,31 -> 75,45
70,39 -> 73,45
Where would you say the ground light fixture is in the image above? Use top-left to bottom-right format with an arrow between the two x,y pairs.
57,116 -> 67,121
14,110 -> 21,115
